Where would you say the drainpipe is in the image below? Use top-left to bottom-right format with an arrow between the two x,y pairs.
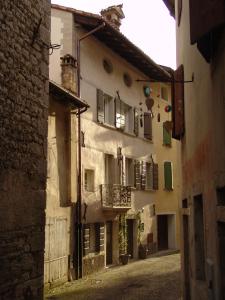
75,22 -> 106,279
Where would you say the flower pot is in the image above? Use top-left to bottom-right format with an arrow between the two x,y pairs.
138,244 -> 148,259
120,254 -> 130,265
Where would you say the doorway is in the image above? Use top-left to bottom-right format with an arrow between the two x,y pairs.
106,221 -> 113,265
157,215 -> 168,250
127,219 -> 134,258
183,215 -> 191,300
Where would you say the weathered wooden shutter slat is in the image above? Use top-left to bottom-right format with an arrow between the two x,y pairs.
144,112 -> 152,140
189,0 -> 225,44
163,122 -> 172,145
172,65 -> 185,140
99,223 -> 105,252
153,163 -> 159,190
134,108 -> 139,136
164,162 -> 172,190
141,161 -> 146,190
83,224 -> 90,256
97,89 -> 104,123
134,161 -> 141,190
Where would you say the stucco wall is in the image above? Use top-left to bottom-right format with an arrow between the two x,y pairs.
0,1 -> 50,299
50,8 -> 181,264
175,0 -> 225,298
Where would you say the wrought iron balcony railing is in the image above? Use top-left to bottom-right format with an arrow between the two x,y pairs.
100,184 -> 131,210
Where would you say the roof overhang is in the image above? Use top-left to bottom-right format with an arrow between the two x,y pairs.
162,0 -> 175,18
49,81 -> 89,109
51,4 -> 172,82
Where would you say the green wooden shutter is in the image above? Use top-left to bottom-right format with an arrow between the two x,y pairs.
163,122 -> 172,146
97,89 -> 104,123
144,112 -> 152,140
95,223 -> 104,253
164,162 -> 172,190
134,108 -> 139,136
153,163 -> 159,190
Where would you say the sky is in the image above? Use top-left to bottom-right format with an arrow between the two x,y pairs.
51,0 -> 176,69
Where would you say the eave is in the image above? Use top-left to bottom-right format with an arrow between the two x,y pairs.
49,81 -> 89,109
51,4 -> 171,82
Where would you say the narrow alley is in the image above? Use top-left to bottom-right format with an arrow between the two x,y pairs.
45,252 -> 181,300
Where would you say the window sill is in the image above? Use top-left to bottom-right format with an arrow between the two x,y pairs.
164,188 -> 174,192
163,143 -> 172,147
96,121 -> 136,138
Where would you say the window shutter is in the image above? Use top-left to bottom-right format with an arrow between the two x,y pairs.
189,0 -> 225,45
134,108 -> 139,136
97,89 -> 104,123
153,163 -> 159,190
164,162 -> 172,190
172,65 -> 185,140
163,122 -> 172,146
141,161 -> 147,190
144,112 -> 152,140
83,224 -> 90,256
95,223 -> 104,252
178,0 -> 182,26
134,161 -> 141,190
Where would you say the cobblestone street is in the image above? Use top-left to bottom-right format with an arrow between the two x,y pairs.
45,252 -> 181,300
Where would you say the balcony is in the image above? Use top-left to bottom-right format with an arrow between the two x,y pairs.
100,184 -> 131,212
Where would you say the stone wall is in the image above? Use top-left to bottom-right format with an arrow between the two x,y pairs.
0,1 -> 50,299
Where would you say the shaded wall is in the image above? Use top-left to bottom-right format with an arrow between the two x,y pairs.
0,1 -> 50,299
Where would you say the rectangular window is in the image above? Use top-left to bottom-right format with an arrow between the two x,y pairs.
104,93 -> 114,125
161,86 -> 168,101
144,112 -> 152,140
125,158 -> 134,187
115,98 -> 125,130
124,104 -> 134,133
97,89 -> 114,125
84,169 -> 94,192
217,186 -> 225,206
134,108 -> 139,136
164,161 -> 173,190
163,122 -> 172,146
146,162 -> 153,190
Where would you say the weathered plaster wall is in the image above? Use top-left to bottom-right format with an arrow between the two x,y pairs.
175,0 -> 225,298
0,1 -> 50,299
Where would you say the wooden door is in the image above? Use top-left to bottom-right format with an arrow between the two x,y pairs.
157,215 -> 168,250
127,219 -> 134,258
106,221 -> 113,265
44,217 -> 68,284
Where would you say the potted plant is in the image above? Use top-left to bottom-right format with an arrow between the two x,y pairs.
119,214 -> 130,265
138,243 -> 148,259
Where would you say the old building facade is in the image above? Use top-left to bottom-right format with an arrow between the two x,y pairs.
49,4 -> 181,281
163,0 -> 225,299
0,1 -> 50,300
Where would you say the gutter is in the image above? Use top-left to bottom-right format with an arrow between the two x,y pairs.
75,22 -> 106,280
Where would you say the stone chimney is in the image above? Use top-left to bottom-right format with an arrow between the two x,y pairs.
100,4 -> 125,31
60,54 -> 77,94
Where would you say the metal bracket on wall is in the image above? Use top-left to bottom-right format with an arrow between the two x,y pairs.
31,17 -> 61,55
136,73 -> 194,84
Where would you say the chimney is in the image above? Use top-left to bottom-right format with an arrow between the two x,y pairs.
60,54 -> 77,94
100,4 -> 125,31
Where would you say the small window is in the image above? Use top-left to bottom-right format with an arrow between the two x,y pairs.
161,86 -> 168,101
217,187 -> 225,206
144,112 -> 152,140
146,162 -> 153,190
123,72 -> 132,87
163,122 -> 172,146
164,161 -> 173,190
103,58 -> 113,74
125,158 -> 134,187
84,169 -> 94,192
115,98 -> 125,130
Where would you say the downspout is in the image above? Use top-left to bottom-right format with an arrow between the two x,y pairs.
75,22 -> 106,280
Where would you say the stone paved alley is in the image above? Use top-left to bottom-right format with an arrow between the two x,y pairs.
45,252 -> 181,300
